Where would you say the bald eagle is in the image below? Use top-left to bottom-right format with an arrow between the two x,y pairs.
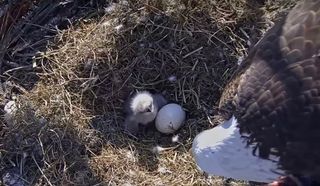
192,0 -> 320,184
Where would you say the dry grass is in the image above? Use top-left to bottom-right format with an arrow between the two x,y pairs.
0,0 -> 296,185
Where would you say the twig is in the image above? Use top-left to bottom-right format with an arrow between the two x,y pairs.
31,154 -> 53,186
183,47 -> 203,59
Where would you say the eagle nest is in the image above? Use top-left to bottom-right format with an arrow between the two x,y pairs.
0,0 -> 295,185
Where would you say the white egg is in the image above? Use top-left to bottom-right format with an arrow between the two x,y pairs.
155,103 -> 186,134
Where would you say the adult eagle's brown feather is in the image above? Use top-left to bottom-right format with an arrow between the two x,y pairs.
219,0 -> 320,180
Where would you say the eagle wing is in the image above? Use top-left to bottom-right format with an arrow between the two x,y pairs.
220,0 -> 320,178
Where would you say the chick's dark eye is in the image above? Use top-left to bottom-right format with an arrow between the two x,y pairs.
145,105 -> 153,112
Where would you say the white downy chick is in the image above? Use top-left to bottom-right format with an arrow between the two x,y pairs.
124,91 -> 167,135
